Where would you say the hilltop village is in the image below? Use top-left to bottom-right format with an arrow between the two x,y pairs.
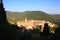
0,0 -> 60,40
8,18 -> 56,29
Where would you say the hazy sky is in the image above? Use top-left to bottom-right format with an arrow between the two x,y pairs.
3,0 -> 60,14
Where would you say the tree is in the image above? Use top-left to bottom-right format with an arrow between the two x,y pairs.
43,23 -> 50,37
55,25 -> 60,40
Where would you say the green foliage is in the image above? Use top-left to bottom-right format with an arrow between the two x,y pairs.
32,25 -> 41,34
43,23 -> 50,37
6,11 -> 60,24
55,25 -> 60,40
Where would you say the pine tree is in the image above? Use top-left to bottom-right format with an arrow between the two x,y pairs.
43,23 -> 50,37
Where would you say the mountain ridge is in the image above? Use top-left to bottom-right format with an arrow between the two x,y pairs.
6,11 -> 60,24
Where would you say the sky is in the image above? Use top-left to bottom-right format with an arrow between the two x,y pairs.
3,0 -> 60,14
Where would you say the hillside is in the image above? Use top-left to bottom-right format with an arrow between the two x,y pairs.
52,14 -> 60,18
6,11 -> 60,24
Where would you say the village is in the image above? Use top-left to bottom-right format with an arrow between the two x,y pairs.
8,18 -> 56,31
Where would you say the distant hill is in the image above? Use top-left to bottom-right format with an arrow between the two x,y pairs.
52,14 -> 60,18
6,11 -> 60,24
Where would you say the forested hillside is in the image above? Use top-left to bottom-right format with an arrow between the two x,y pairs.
6,11 -> 60,25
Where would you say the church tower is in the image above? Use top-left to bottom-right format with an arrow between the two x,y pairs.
25,17 -> 27,23
0,0 -> 7,24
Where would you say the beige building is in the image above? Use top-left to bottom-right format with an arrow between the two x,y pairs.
16,19 -> 55,29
